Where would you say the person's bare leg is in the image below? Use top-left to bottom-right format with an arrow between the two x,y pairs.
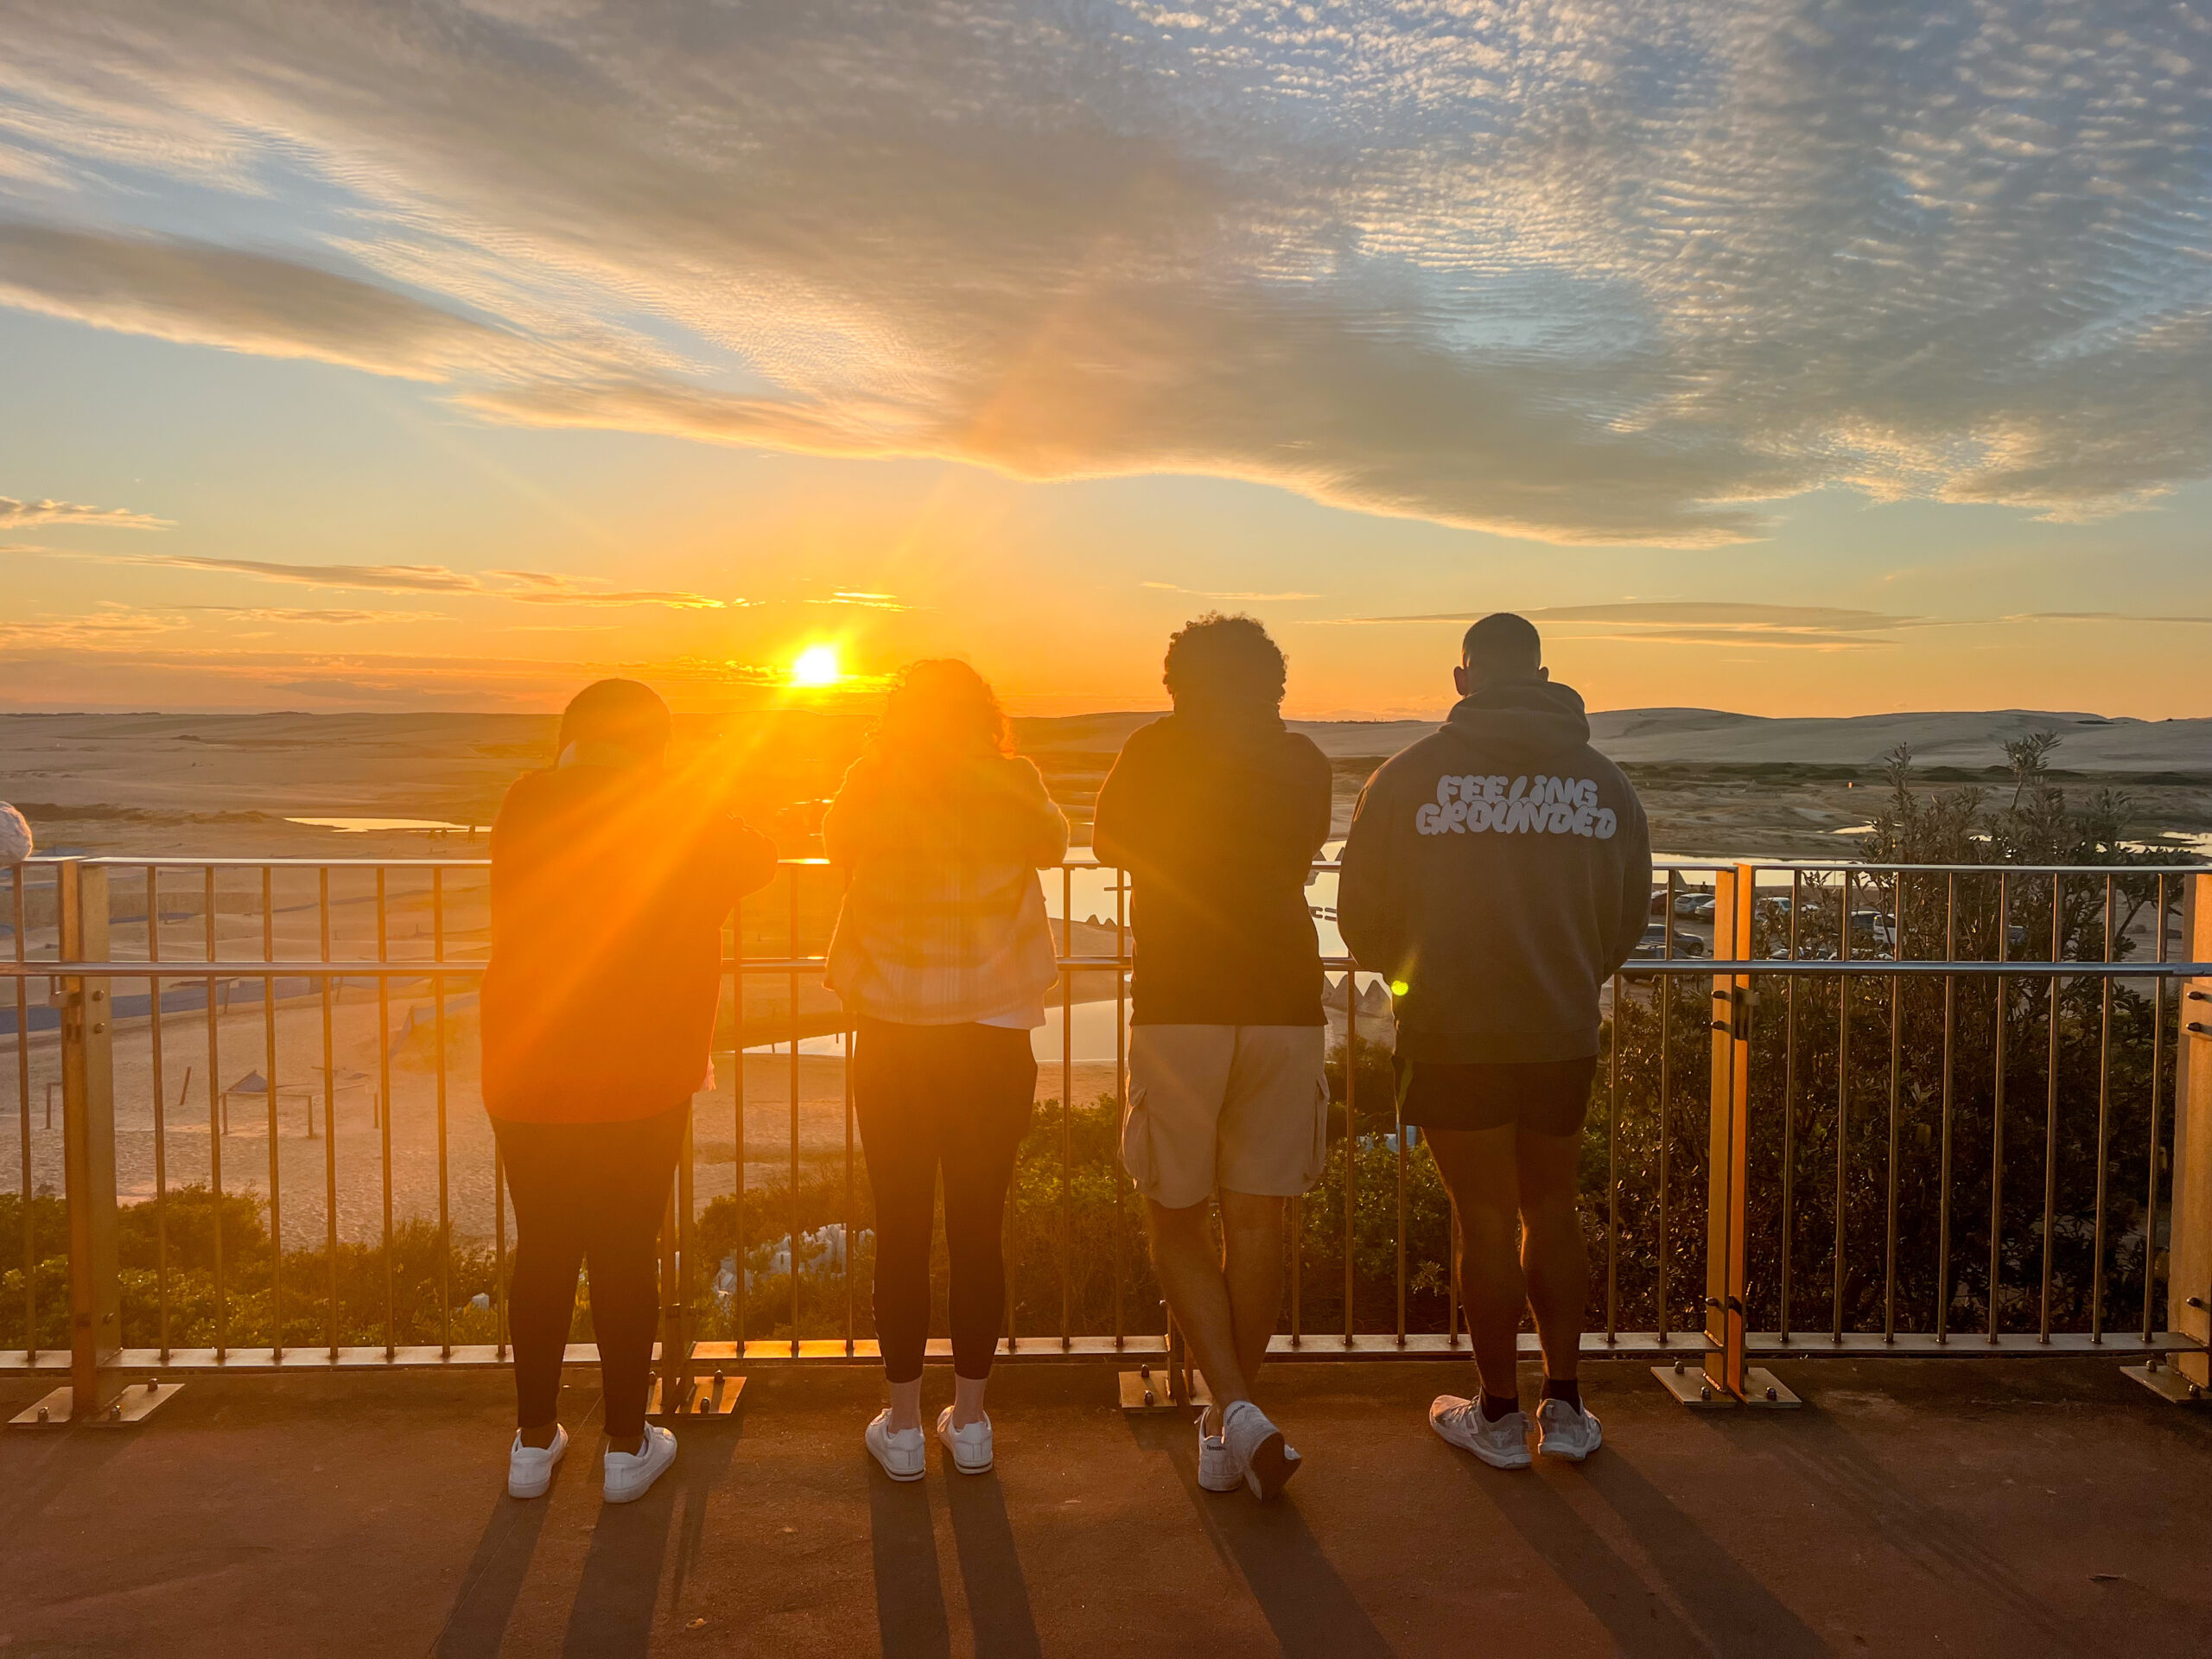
887,1376 -> 924,1434
1146,1197 -> 1251,1436
950,1372 -> 988,1430
1514,1130 -> 1587,1381
1425,1126 -> 1525,1403
1217,1189 -> 1285,1428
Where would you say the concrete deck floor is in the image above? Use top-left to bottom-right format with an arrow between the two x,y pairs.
2,1357 -> 2208,1657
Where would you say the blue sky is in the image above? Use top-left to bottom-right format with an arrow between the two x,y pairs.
3,1 -> 2209,717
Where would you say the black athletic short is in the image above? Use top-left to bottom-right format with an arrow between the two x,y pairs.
1394,1054 -> 1598,1137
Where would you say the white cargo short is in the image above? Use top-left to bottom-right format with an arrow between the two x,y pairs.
1120,1024 -> 1330,1210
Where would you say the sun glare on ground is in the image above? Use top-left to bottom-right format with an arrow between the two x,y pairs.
791,644 -> 842,687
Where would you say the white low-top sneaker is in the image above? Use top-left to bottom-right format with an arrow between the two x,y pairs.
602,1424 -> 677,1503
508,1424 -> 567,1499
936,1407 -> 994,1475
1429,1395 -> 1532,1470
1197,1422 -> 1241,1493
1220,1400 -> 1301,1501
1535,1397 -> 1604,1461
866,1409 -> 926,1482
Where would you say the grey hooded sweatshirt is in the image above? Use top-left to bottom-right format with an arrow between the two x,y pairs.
1337,678 -> 1651,1065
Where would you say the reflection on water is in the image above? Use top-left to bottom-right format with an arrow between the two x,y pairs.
288,816 -> 475,834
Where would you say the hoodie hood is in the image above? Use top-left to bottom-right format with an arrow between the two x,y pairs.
1440,678 -> 1592,763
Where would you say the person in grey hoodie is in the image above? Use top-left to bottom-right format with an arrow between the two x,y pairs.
1337,613 -> 1650,1470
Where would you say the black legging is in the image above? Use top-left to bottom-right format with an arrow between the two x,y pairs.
493,1102 -> 687,1442
855,1019 -> 1036,1384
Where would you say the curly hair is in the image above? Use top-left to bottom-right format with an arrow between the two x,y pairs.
874,658 -> 1014,756
1161,612 -> 1287,707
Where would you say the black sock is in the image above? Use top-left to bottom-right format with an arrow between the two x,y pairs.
1479,1391 -> 1520,1423
1541,1376 -> 1582,1412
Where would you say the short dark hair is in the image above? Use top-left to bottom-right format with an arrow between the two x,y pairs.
1162,613 -> 1287,706
1460,613 -> 1541,680
557,677 -> 671,757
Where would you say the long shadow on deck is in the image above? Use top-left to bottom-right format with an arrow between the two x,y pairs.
1128,1414 -> 1393,1658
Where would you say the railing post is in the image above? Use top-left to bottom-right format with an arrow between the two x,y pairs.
2141,873 -> 2212,1400
13,860 -> 176,1427
62,861 -> 120,1413
1658,863 -> 1796,1408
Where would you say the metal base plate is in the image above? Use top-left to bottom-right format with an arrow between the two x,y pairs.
10,1381 -> 183,1427
2121,1361 -> 2205,1404
1118,1366 -> 1214,1412
1743,1367 -> 1802,1408
647,1372 -> 745,1420
1652,1363 -> 1732,1408
1651,1363 -> 1801,1408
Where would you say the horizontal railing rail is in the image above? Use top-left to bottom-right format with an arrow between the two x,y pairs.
7,854 -> 2210,1421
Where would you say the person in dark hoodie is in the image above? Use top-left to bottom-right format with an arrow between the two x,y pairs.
1092,613 -> 1331,1502
481,678 -> 776,1506
1337,613 -> 1649,1469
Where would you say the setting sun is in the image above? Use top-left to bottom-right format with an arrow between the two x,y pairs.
791,644 -> 842,687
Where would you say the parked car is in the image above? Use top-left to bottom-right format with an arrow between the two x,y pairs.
1630,924 -> 1707,959
1673,889 -> 1715,918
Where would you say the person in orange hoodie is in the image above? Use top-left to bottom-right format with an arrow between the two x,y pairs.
481,679 -> 775,1504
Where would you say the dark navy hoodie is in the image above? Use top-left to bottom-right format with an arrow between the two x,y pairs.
1336,678 -> 1651,1064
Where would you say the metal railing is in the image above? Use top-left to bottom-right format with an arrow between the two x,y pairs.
6,854 -> 2211,1416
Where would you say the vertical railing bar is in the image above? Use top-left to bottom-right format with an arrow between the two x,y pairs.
1657,868 -> 1675,1340
433,867 -> 450,1359
2039,876 -> 2062,1344
147,865 -> 170,1363
207,865 -> 225,1362
14,866 -> 35,1365
1990,871 -> 2009,1345
732,899 -> 746,1355
263,865 -> 282,1361
1937,872 -> 1957,1344
788,870 -> 800,1357
1780,869 -> 1801,1343
2143,875 -> 2168,1344
320,867 -> 338,1360
1832,869 -> 1852,1344
1343,966 -> 1357,1347
1884,870 -> 1903,1343
1114,864 -> 1127,1350
1394,1052 -> 1408,1347
2091,874 -> 2113,1344
844,1020 -> 855,1357
1605,967 -> 1620,1345
1061,866 -> 1073,1351
376,869 -> 394,1360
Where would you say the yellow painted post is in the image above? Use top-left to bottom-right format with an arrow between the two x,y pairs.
60,861 -> 119,1414
1704,865 -> 1752,1400
2164,874 -> 2212,1393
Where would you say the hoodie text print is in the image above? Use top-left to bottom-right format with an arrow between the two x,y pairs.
1414,773 -> 1618,840
1336,678 -> 1652,1065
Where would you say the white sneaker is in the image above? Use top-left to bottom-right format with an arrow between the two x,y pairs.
602,1424 -> 677,1503
1429,1395 -> 1532,1470
508,1424 -> 567,1499
1535,1396 -> 1603,1461
1196,1422 -> 1240,1493
866,1409 -> 926,1482
936,1407 -> 994,1475
1220,1400 -> 1301,1501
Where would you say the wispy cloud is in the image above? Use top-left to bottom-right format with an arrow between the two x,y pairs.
1141,582 -> 1322,603
1328,601 -> 1929,650
0,494 -> 169,529
2005,612 -> 2212,626
1,3 -> 2205,543
0,614 -> 177,646
10,543 -> 738,607
805,591 -> 912,611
